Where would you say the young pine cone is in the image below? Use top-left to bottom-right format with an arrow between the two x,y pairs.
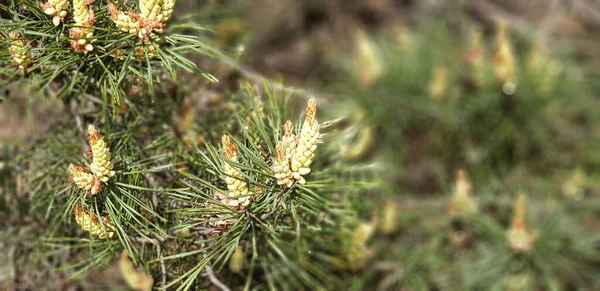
291,99 -> 320,184
74,202 -> 116,239
507,194 -> 538,253
7,32 -> 32,70
221,135 -> 251,208
139,0 -> 162,21
447,169 -> 478,218
88,125 -> 115,183
39,0 -> 69,26
492,21 -> 515,84
108,2 -> 139,35
70,0 -> 96,53
272,143 -> 294,188
272,121 -> 296,187
139,0 -> 176,23
160,0 -> 176,23
68,164 -> 101,195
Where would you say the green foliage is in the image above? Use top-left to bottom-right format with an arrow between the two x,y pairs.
0,0 -> 217,105
327,22 -> 600,290
336,23 -> 599,186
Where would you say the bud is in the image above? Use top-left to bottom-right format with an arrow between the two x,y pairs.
221,135 -> 252,209
345,217 -> 377,271
120,251 -> 153,291
464,30 -> 485,88
7,32 -> 32,70
139,0 -> 162,21
108,2 -> 140,35
380,200 -> 398,234
447,169 -> 477,218
427,66 -> 449,101
70,0 -> 96,54
561,168 -> 586,201
229,246 -> 244,274
271,121 -> 296,187
74,201 -> 116,239
88,125 -> 116,183
291,99 -> 320,184
68,164 -> 100,195
160,0 -> 176,23
39,0 -> 69,26
465,30 -> 484,68
272,142 -> 294,187
527,36 -> 547,73
507,194 -> 538,252
527,37 -> 558,93
354,29 -> 383,89
492,20 -> 516,84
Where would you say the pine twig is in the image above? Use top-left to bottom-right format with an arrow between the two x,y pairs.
157,244 -> 167,287
216,53 -> 332,107
204,265 -> 231,291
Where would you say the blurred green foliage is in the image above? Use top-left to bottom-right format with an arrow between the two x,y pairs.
328,21 -> 600,290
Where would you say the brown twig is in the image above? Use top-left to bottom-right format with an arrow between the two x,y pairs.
215,53 -> 332,107
157,244 -> 167,287
204,265 -> 231,291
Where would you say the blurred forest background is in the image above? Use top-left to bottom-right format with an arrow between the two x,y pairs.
2,0 -> 600,290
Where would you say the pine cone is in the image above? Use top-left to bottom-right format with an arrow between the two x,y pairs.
39,0 -> 69,26
291,99 -> 320,184
108,2 -> 140,35
88,125 -> 115,183
68,164 -> 98,194
7,32 -> 32,70
272,121 -> 296,187
139,0 -> 163,21
160,0 -> 176,23
74,202 -> 116,239
492,21 -> 515,84
221,135 -> 252,209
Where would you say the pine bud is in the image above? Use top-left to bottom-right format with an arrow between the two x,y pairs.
447,169 -> 478,218
139,0 -> 162,21
229,246 -> 244,274
74,202 -> 116,239
345,218 -> 377,271
108,2 -> 140,35
272,142 -> 294,188
354,29 -> 383,89
39,0 -> 69,26
72,0 -> 92,24
7,32 -> 32,70
134,42 -> 157,56
68,164 -> 100,194
464,30 -> 485,89
120,251 -> 154,291
561,168 -> 586,201
88,125 -> 115,183
291,99 -> 320,184
427,66 -> 449,101
271,121 -> 296,187
221,135 -> 252,209
527,37 -> 547,73
507,194 -> 538,252
69,0 -> 96,54
160,0 -> 176,23
380,200 -> 398,234
465,30 -> 484,68
492,21 -> 516,84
